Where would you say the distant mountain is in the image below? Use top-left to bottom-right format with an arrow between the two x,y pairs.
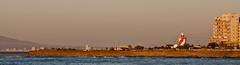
0,36 -> 43,49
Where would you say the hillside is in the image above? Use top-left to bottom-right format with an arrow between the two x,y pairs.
0,36 -> 43,49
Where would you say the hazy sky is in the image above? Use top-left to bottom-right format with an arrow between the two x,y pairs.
0,0 -> 239,47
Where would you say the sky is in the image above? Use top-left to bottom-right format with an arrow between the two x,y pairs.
0,0 -> 239,47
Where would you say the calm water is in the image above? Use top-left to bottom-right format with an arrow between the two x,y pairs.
0,52 -> 28,54
0,57 -> 240,65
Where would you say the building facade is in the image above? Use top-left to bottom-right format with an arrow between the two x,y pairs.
209,12 -> 240,47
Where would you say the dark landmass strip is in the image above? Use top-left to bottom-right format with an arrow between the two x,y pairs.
27,50 -> 240,58
0,36 -> 43,49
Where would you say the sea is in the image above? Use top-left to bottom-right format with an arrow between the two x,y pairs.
0,57 -> 240,65
0,52 -> 240,65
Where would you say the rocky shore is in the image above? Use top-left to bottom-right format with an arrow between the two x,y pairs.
26,50 -> 240,58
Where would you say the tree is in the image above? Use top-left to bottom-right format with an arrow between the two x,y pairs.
207,42 -> 219,49
134,45 -> 144,50
153,46 -> 162,49
109,47 -> 114,51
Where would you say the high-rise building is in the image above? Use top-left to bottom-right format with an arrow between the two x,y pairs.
209,12 -> 240,47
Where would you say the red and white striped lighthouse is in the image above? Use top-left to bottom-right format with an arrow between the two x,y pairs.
178,33 -> 186,46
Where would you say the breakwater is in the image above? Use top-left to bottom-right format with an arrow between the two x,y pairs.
27,50 -> 240,58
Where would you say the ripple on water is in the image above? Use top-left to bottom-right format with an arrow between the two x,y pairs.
0,57 -> 240,65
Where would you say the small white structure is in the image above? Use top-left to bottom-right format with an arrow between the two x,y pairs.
39,47 -> 45,50
113,45 -> 132,51
31,47 -> 36,51
172,44 -> 178,48
84,44 -> 91,51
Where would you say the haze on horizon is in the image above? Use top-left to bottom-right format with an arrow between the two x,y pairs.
0,0 -> 239,47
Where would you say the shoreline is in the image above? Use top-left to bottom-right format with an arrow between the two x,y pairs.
26,50 -> 240,58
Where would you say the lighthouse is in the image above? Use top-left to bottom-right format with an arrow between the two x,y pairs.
172,33 -> 187,48
178,33 -> 186,46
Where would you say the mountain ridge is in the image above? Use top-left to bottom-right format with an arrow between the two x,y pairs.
0,35 -> 43,49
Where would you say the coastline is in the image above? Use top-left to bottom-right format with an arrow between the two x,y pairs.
26,50 -> 240,58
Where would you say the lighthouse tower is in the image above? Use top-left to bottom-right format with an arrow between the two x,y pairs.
172,33 -> 187,48
178,33 -> 186,46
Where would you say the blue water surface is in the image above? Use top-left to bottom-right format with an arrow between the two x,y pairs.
0,57 -> 240,65
0,52 -> 28,54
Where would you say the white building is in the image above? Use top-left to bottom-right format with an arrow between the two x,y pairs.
113,45 -> 133,51
31,47 -> 36,51
84,44 -> 91,51
209,12 -> 240,47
